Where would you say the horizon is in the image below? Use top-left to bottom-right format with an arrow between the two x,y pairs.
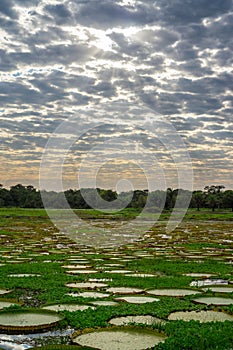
1,183 -> 232,194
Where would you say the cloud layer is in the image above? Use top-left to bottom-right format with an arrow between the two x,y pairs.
0,0 -> 232,190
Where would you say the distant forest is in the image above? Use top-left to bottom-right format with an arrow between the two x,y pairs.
0,184 -> 233,211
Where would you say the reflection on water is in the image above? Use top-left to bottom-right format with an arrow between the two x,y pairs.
0,328 -> 74,350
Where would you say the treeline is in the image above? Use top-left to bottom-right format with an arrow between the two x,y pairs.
0,184 -> 233,211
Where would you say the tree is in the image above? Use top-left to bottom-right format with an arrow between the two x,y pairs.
147,190 -> 166,209
130,190 -> 148,208
223,190 -> 233,212
165,188 -> 176,210
204,185 -> 225,194
98,189 -> 117,203
207,194 -> 218,212
192,191 -> 205,211
9,184 -> 27,207
0,187 -> 13,206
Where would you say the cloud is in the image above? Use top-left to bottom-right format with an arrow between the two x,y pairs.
45,3 -> 71,18
0,0 -> 232,189
160,0 -> 232,25
0,0 -> 17,19
72,1 -> 154,29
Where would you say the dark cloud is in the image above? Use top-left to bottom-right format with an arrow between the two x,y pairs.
0,0 -> 232,189
74,1 -> 154,29
0,0 -> 17,19
160,0 -> 232,25
44,4 -> 72,24
45,4 -> 71,18
212,130 -> 233,139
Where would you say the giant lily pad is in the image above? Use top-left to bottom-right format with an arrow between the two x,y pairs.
0,289 -> 12,295
32,346 -> 95,349
42,304 -> 95,312
127,273 -> 156,278
192,296 -> 233,305
66,282 -> 108,289
147,289 -> 201,297
106,287 -> 144,294
0,310 -> 63,334
183,273 -> 216,278
91,300 -> 119,306
67,292 -> 110,299
73,327 -> 166,350
114,296 -> 160,304
105,270 -> 132,274
0,301 -> 20,309
168,310 -> 233,322
8,274 -> 40,277
202,287 -> 233,293
62,265 -> 92,269
66,269 -> 97,274
109,315 -> 166,326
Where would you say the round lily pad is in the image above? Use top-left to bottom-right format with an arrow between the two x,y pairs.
8,274 -> 40,277
67,292 -> 110,299
103,263 -> 124,267
66,269 -> 97,274
109,315 -> 166,326
62,265 -> 91,269
114,296 -> 160,304
127,273 -> 156,277
0,310 -> 63,334
66,282 -> 108,289
202,287 -> 233,293
106,287 -> 144,294
105,270 -> 132,274
91,300 -> 119,306
0,289 -> 12,295
183,273 -> 216,278
42,304 -> 95,312
32,346 -> 95,349
89,278 -> 112,282
147,289 -> 201,297
0,301 -> 20,309
192,296 -> 233,305
168,310 -> 233,322
73,328 -> 166,350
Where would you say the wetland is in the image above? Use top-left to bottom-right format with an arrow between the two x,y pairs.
0,208 -> 232,349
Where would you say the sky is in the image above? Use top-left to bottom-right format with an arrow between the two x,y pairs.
0,0 -> 233,192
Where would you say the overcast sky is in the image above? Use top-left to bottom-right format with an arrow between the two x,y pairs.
0,0 -> 233,191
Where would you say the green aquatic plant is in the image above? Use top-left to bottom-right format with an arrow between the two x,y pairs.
154,320 -> 233,350
0,208 -> 232,348
63,297 -> 201,329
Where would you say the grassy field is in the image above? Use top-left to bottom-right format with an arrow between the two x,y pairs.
0,208 -> 232,349
0,206 -> 233,219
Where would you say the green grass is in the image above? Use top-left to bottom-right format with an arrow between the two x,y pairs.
0,207 -> 232,220
0,208 -> 49,217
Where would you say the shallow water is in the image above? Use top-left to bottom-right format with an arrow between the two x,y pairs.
0,328 -> 74,350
